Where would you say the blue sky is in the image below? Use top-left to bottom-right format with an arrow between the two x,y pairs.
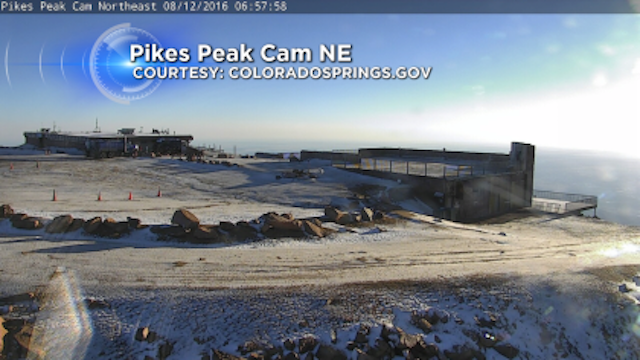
0,14 -> 639,154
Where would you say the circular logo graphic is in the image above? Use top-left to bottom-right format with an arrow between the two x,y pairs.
90,23 -> 162,104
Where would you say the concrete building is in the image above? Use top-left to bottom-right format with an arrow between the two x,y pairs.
301,142 -> 535,222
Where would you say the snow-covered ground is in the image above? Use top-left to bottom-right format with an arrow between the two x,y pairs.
1,150 -> 639,359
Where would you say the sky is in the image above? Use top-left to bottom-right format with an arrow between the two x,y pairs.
0,14 -> 639,155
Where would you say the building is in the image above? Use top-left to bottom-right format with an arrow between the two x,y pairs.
301,142 -> 535,222
24,128 -> 194,158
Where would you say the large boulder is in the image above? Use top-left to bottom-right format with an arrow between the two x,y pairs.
324,206 -> 343,222
302,220 -> 325,238
193,225 -> 220,243
83,217 -> 102,234
171,209 -> 200,230
12,217 -> 42,230
0,204 -> 14,218
150,225 -> 188,238
66,218 -> 85,233
45,215 -> 74,234
315,344 -> 346,360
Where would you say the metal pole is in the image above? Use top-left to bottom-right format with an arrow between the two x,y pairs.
425,162 -> 427,177
406,161 -> 409,175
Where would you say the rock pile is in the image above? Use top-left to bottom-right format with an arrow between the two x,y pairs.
0,203 -> 392,245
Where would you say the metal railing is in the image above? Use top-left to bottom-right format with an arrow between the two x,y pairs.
532,190 -> 598,214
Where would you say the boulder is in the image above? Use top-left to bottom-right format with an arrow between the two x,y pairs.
0,204 -> 14,218
302,220 -> 326,238
283,339 -> 295,351
66,218 -> 85,233
212,349 -> 247,360
335,213 -> 355,225
127,217 -> 142,229
283,352 -> 299,360
298,335 -> 318,354
9,213 -> 27,225
444,344 -> 476,360
45,215 -> 74,234
12,217 -> 42,230
315,344 -> 346,360
219,221 -> 236,232
324,206 -> 343,222
150,225 -> 189,238
493,344 -> 519,359
157,341 -> 174,360
171,209 -> 200,230
193,225 -> 220,242
83,217 -> 102,234
102,218 -> 129,236
360,207 -> 374,222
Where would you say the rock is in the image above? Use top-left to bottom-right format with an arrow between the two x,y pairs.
219,221 -> 236,232
474,314 -> 498,328
262,214 -> 306,238
83,217 -> 102,234
238,340 -> 262,355
171,208 -> 200,230
157,341 -> 174,360
284,339 -> 296,351
127,217 -> 142,229
380,324 -> 397,341
66,218 -> 85,233
367,338 -> 393,359
355,349 -> 375,360
493,344 -> 519,359
335,213 -> 355,225
150,225 -> 189,238
234,222 -> 259,241
416,318 -> 433,334
324,206 -> 343,222
619,284 -> 629,293
45,215 -> 74,234
410,341 -> 439,360
302,220 -> 326,238
0,316 -> 6,350
299,335 -> 318,354
193,225 -> 220,242
443,344 -> 476,360
211,349 -> 247,360
0,204 -> 14,218
9,213 -> 27,224
360,207 -> 374,222
135,327 -> 150,341
373,211 -> 385,221
315,344 -> 347,360
12,217 -> 42,230
102,218 -> 130,236
283,352 -> 299,360
330,329 -> 338,344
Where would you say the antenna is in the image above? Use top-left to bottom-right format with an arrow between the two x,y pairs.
94,118 -> 101,133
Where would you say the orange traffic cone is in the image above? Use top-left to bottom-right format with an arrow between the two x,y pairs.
52,189 -> 57,201
128,192 -> 133,201
98,192 -> 102,201
157,188 -> 162,197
